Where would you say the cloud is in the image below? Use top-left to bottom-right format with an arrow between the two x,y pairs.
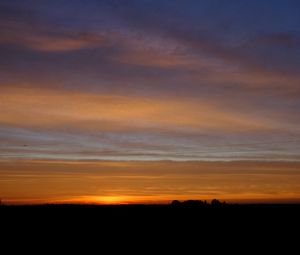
103,0 -> 300,81
0,87 -> 282,132
0,19 -> 111,52
256,32 -> 300,47
1,86 -> 299,161
1,0 -> 300,99
0,1 -> 300,162
1,159 -> 300,204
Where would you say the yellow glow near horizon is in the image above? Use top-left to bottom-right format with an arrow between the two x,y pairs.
83,196 -> 136,205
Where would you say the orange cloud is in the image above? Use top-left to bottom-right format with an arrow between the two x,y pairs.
0,87 -> 279,132
22,33 -> 105,52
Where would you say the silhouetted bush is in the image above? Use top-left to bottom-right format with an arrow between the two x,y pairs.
182,200 -> 206,207
211,199 -> 222,206
171,199 -> 226,207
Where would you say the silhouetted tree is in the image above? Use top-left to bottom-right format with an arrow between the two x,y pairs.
211,199 -> 222,206
171,200 -> 181,206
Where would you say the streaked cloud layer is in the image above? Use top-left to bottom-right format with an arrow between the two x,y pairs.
0,0 -> 300,203
1,86 -> 299,161
1,160 -> 300,204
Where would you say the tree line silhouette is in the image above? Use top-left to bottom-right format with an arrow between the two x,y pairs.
171,199 -> 226,207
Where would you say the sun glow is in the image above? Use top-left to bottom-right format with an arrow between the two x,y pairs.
90,196 -> 133,204
76,195 -> 170,205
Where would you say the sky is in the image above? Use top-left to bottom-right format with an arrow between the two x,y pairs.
0,0 -> 300,204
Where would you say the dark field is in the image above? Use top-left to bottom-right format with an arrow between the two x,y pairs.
2,203 -> 300,226
2,203 -> 299,248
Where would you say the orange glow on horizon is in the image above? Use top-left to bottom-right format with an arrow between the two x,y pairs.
1,159 -> 300,205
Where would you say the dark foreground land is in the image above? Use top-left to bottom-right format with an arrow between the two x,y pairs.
2,202 -> 300,225
1,203 -> 300,248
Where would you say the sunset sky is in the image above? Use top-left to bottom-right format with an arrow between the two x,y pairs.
1,0 -> 300,204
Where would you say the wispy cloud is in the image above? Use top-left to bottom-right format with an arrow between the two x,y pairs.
0,18 -> 111,51
0,87 -> 285,131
